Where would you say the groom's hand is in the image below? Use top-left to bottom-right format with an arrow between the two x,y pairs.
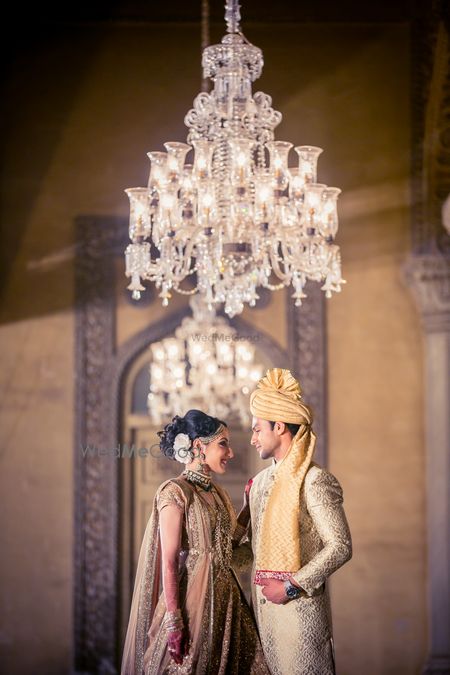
260,579 -> 288,604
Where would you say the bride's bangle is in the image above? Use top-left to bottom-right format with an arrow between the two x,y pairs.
164,609 -> 184,632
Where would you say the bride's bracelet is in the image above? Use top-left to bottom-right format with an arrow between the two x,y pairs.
164,609 -> 184,633
233,523 -> 247,541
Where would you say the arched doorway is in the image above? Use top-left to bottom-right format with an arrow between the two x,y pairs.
74,214 -> 327,673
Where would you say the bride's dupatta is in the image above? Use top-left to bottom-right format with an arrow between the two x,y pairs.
121,483 -> 165,675
122,477 -> 198,674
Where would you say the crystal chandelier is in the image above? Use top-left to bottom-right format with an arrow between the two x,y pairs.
147,296 -> 263,427
125,0 -> 344,317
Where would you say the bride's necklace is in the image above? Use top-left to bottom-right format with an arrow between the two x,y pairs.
182,467 -> 212,491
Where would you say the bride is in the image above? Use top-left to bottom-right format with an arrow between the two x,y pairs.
121,409 -> 268,674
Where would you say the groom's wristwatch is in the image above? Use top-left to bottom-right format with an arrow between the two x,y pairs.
284,580 -> 302,600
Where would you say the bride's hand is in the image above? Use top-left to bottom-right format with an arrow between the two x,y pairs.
240,477 -> 253,511
236,478 -> 253,521
167,628 -> 189,664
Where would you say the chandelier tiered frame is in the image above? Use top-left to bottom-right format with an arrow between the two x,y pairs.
125,0 -> 345,317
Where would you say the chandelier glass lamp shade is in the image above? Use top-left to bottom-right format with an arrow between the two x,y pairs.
147,297 -> 264,427
125,0 -> 345,317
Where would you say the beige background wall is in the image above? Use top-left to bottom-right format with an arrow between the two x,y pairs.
0,19 -> 425,674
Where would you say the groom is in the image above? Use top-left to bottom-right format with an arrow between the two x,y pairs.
234,368 -> 352,675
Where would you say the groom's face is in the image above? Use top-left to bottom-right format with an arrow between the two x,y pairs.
251,417 -> 279,460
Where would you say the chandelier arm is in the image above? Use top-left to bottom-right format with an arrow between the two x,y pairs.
175,286 -> 199,295
170,229 -> 205,282
268,247 -> 292,284
279,238 -> 299,267
142,261 -> 159,280
261,281 -> 286,291
172,258 -> 195,282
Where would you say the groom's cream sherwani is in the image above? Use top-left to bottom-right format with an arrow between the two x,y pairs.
234,461 -> 352,675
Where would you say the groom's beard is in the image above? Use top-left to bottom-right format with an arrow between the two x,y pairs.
259,446 -> 276,460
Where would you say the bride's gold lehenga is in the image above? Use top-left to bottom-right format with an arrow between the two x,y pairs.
121,475 -> 269,675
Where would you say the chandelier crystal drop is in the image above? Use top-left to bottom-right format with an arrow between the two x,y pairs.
125,0 -> 345,317
147,296 -> 264,427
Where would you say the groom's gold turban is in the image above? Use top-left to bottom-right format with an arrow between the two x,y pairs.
250,368 -> 316,581
250,367 -> 312,426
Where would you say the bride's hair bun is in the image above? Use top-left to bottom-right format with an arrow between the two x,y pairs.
157,415 -> 188,458
158,409 -> 227,460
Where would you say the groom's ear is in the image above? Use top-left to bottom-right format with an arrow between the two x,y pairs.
273,421 -> 286,436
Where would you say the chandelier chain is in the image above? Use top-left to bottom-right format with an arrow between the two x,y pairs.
224,0 -> 241,34
201,0 -> 210,92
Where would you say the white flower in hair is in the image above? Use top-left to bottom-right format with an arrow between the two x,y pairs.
173,433 -> 192,464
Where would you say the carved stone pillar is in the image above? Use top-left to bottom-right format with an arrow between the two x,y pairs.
404,254 -> 450,675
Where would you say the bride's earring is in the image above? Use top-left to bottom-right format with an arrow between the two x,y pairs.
195,445 -> 208,474
183,443 -> 212,491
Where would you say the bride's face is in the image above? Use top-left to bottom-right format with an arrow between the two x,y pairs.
202,427 -> 234,475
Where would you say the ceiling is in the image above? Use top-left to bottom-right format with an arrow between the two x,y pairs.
10,0 -> 427,25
